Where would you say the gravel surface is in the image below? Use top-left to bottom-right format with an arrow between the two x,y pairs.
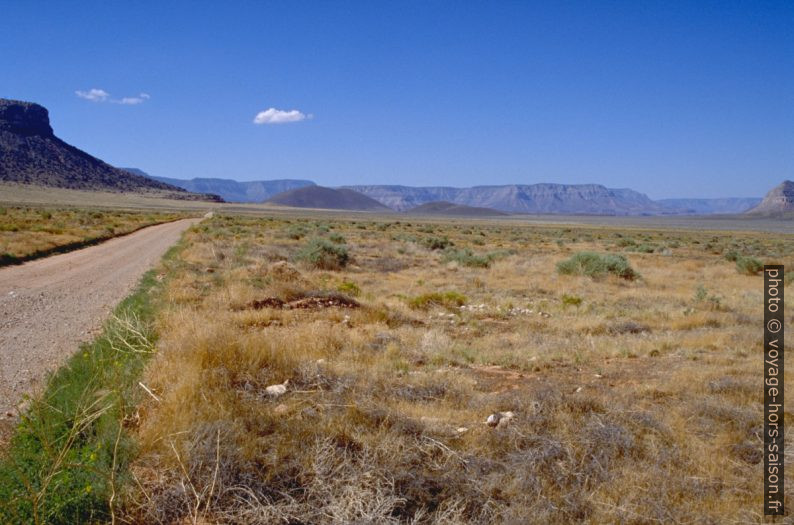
0,218 -> 198,431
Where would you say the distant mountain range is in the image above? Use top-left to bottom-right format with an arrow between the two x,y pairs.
125,169 -> 314,202
0,98 -> 218,200
143,173 -> 763,216
0,98 -> 770,215
344,184 -> 670,215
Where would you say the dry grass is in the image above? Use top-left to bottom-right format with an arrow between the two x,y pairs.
0,206 -> 184,264
122,215 -> 792,523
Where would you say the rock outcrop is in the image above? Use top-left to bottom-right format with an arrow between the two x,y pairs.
0,98 -> 220,200
746,181 -> 794,215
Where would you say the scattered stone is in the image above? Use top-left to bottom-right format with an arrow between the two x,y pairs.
574,386 -> 583,393
289,295 -> 360,309
486,411 -> 515,428
456,427 -> 469,434
265,380 -> 289,397
273,403 -> 289,415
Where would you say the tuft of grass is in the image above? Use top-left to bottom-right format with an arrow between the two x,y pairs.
561,293 -> 583,307
556,251 -> 638,280
407,291 -> 467,310
336,280 -> 361,297
294,237 -> 350,270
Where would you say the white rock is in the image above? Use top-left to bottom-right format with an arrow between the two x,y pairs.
265,379 -> 289,397
456,427 -> 469,434
486,411 -> 515,428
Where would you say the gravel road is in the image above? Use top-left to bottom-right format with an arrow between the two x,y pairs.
0,218 -> 199,425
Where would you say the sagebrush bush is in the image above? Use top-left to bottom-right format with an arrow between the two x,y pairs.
556,251 -> 638,280
443,248 -> 491,268
328,232 -> 346,244
294,238 -> 349,270
735,256 -> 762,275
285,225 -> 308,240
420,235 -> 453,250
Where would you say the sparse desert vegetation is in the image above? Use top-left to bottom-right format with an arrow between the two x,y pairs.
2,213 -> 793,523
0,206 -> 184,265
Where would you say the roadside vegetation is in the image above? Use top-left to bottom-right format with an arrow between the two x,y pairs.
0,206 -> 184,265
0,241 -> 184,523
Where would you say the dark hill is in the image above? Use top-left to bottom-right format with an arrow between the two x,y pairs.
266,186 -> 392,211
406,201 -> 508,216
0,98 -> 220,200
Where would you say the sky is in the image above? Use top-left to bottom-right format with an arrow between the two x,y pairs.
1,1 -> 792,199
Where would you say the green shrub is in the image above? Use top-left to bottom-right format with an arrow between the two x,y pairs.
735,256 -> 762,275
556,252 -> 638,280
420,236 -> 453,251
723,250 -> 739,262
408,291 -> 467,310
285,225 -> 308,240
443,248 -> 491,268
328,232 -> 346,244
294,238 -> 349,270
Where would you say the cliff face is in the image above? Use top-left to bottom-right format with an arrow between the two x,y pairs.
0,100 -> 54,137
746,181 -> 794,215
344,184 -> 667,215
0,98 -> 220,200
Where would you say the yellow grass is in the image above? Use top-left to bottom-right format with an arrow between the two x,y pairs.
122,215 -> 792,523
0,205 -> 185,263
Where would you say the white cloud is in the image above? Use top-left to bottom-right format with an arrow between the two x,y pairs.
117,93 -> 150,105
75,89 -> 150,105
253,107 -> 311,125
75,88 -> 110,102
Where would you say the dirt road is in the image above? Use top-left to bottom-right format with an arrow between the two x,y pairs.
0,218 -> 199,421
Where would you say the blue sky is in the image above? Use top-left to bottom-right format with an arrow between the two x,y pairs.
2,1 -> 792,198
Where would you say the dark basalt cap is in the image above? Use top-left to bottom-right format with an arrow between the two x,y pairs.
0,98 -> 54,137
